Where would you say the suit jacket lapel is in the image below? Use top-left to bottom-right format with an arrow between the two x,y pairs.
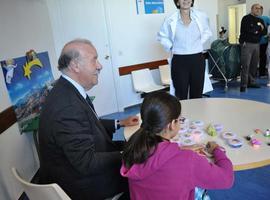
59,77 -> 114,144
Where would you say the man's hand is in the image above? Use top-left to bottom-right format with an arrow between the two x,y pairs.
257,22 -> 264,30
119,116 -> 139,127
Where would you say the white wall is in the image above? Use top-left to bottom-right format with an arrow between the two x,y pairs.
194,0 -> 218,46
107,0 -> 219,110
218,0 -> 246,33
0,0 -> 58,111
0,0 -> 56,199
105,0 -> 174,109
46,0 -> 120,116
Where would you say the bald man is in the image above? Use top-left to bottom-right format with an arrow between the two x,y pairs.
239,4 -> 267,92
39,39 -> 138,200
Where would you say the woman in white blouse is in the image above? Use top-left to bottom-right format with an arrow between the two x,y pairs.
158,0 -> 212,100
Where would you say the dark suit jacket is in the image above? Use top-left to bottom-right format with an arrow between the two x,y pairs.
38,77 -> 127,200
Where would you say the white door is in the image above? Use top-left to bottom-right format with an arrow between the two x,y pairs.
228,4 -> 246,44
228,7 -> 237,43
46,0 -> 118,116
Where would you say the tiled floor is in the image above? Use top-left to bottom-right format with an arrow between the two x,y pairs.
207,77 -> 270,104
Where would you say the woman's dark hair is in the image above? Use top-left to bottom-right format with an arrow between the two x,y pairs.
122,91 -> 181,169
173,0 -> 194,9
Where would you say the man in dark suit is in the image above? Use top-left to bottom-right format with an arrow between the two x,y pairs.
38,39 -> 139,200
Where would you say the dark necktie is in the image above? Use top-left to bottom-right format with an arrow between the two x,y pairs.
86,95 -> 96,113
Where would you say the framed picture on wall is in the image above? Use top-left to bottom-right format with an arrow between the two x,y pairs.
136,0 -> 164,15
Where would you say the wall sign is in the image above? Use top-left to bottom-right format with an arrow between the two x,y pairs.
136,0 -> 164,15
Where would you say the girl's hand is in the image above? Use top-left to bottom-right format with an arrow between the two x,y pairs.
206,141 -> 219,154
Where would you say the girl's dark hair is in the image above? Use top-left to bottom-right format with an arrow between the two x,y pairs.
173,0 -> 194,9
122,92 -> 181,169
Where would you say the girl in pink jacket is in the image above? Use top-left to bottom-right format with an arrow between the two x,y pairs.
121,92 -> 234,200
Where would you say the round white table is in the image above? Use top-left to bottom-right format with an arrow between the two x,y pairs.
124,98 -> 270,171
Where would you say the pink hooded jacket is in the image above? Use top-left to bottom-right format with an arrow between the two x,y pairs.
121,141 -> 234,200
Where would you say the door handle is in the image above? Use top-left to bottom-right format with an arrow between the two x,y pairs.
105,55 -> 110,60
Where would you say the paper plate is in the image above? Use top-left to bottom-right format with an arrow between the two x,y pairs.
191,129 -> 204,137
179,127 -> 188,134
191,120 -> 204,128
180,138 -> 196,146
227,138 -> 243,148
214,124 -> 223,133
222,132 -> 236,140
180,132 -> 193,140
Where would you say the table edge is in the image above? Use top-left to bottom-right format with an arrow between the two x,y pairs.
233,159 -> 270,171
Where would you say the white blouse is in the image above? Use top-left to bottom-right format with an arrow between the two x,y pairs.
172,19 -> 203,55
157,8 -> 212,53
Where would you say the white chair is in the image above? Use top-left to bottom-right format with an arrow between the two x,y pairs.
203,63 -> 214,94
203,72 -> 213,94
11,167 -> 71,200
158,64 -> 171,86
131,68 -> 166,95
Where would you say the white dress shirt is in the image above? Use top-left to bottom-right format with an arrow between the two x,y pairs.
157,8 -> 212,53
62,74 -> 87,99
172,18 -> 203,55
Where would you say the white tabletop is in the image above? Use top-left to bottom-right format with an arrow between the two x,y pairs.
124,98 -> 270,171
